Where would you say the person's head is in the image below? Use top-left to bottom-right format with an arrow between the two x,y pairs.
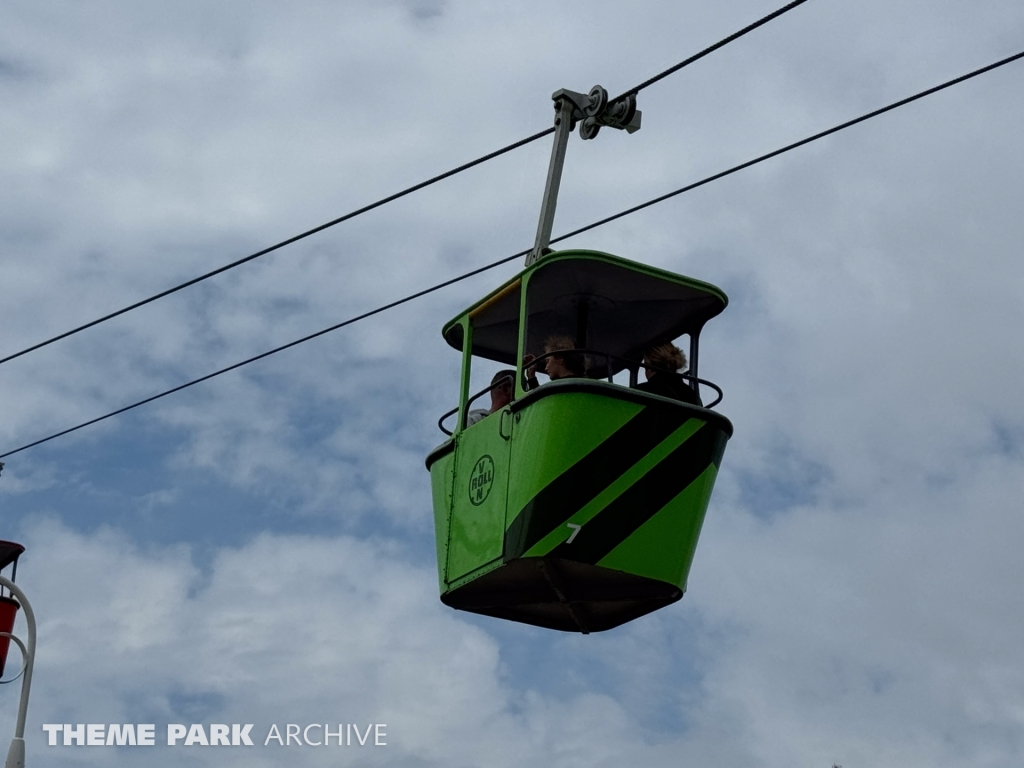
543,335 -> 585,380
489,370 -> 515,411
643,342 -> 686,380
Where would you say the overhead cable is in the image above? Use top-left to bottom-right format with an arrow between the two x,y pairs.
0,128 -> 554,369
617,0 -> 814,99
2,48 -> 1021,460
1,0 -> 811,371
563,48 -> 1024,242
0,249 -> 529,459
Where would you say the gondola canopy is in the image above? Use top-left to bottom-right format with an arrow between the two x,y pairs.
443,250 -> 727,376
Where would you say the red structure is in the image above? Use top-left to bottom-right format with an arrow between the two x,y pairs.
0,541 -> 24,678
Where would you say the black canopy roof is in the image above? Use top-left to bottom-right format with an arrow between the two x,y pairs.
443,250 -> 727,372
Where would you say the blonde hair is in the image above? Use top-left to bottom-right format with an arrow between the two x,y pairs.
644,342 -> 686,372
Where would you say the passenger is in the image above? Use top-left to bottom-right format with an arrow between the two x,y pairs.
542,335 -> 586,380
523,335 -> 586,389
466,370 -> 516,426
636,342 -> 702,406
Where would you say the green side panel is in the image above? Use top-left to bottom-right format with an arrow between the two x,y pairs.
428,448 -> 455,591
521,419 -> 704,557
506,393 -> 642,521
446,412 -> 512,583
504,387 -> 722,562
597,462 -> 719,588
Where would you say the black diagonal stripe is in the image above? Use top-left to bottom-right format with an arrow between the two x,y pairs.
504,405 -> 691,560
548,424 -> 728,565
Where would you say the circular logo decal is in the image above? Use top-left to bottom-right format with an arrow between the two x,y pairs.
468,455 -> 496,506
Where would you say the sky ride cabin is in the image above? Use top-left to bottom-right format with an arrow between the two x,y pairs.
426,248 -> 733,633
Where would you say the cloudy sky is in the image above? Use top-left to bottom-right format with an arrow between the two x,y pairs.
2,1 -> 1023,765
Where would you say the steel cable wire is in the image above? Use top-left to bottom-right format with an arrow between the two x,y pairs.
561,49 -> 1024,243
0,128 -> 554,368
2,48 -> 1022,460
0,0 -> 813,371
616,0 -> 814,100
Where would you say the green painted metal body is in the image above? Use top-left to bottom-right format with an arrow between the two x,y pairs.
426,250 -> 733,633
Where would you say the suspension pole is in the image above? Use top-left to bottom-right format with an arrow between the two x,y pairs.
528,95 -> 578,265
526,86 -> 642,267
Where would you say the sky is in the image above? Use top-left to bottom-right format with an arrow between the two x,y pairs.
1,0 -> 1023,765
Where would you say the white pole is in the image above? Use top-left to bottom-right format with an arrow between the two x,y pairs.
0,576 -> 34,768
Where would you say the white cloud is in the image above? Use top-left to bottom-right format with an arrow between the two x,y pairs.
2,1 -> 1024,766
4,520 -> 678,768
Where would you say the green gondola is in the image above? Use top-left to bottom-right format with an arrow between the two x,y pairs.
426,248 -> 733,633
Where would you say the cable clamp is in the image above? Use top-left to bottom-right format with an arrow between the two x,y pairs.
551,86 -> 641,140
